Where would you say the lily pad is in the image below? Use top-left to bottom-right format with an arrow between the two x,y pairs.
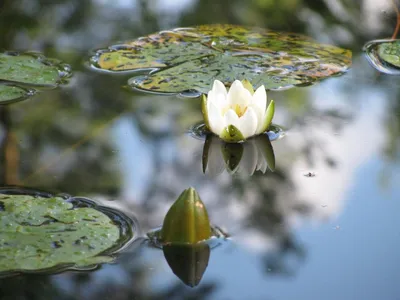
0,52 -> 71,86
364,39 -> 400,74
0,84 -> 35,104
0,188 -> 135,276
90,24 -> 352,94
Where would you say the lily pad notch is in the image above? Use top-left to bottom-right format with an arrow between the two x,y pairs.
90,24 -> 352,96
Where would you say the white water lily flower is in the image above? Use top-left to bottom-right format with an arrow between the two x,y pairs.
202,79 -> 275,143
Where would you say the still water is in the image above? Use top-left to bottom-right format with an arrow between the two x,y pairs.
0,0 -> 400,299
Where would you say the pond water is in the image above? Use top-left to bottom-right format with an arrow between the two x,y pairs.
1,0 -> 400,299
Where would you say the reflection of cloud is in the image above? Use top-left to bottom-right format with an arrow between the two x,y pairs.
362,0 -> 393,34
279,82 -> 386,223
153,0 -> 195,14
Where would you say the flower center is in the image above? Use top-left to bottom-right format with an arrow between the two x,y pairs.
233,104 -> 247,117
221,104 -> 248,118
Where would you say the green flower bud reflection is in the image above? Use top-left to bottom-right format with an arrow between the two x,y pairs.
161,187 -> 212,245
163,243 -> 210,287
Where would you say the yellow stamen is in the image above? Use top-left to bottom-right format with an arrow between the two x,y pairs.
234,104 -> 247,117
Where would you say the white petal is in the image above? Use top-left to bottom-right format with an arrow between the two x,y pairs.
208,90 -> 228,112
212,80 -> 227,97
255,112 -> 266,134
252,85 -> 267,113
237,107 -> 258,139
208,81 -> 228,111
223,109 -> 240,129
249,104 -> 263,134
227,80 -> 252,107
208,102 -> 224,135
252,86 -> 268,134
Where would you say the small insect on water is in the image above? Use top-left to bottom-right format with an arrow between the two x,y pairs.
303,171 -> 316,177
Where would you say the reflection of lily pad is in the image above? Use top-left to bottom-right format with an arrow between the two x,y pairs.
0,52 -> 71,86
90,24 -> 352,94
0,84 -> 35,104
364,39 -> 400,74
0,189 -> 135,276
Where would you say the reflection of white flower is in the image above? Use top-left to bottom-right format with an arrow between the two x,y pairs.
202,79 -> 275,143
203,135 -> 275,177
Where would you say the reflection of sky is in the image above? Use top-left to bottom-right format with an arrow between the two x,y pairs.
203,158 -> 400,300
101,50 -> 400,299
110,56 -> 387,244
112,117 -> 152,201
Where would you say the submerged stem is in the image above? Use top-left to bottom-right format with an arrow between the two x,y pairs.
391,0 -> 400,39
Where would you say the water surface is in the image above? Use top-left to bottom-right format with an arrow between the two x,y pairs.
0,1 -> 399,299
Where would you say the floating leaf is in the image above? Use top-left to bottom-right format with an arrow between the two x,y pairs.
90,24 -> 352,94
0,52 -> 71,105
0,190 -> 135,276
364,39 -> 400,74
0,52 -> 71,86
0,84 -> 34,104
160,187 -> 212,245
378,41 -> 400,67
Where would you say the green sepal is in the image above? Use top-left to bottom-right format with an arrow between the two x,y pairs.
219,125 -> 245,143
161,187 -> 212,245
201,94 -> 210,129
241,79 -> 254,94
260,100 -> 275,133
220,142 -> 244,173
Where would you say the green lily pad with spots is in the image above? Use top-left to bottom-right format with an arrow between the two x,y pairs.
90,24 -> 352,94
0,84 -> 35,104
0,52 -> 71,87
0,189 -> 135,276
364,39 -> 400,74
378,41 -> 400,67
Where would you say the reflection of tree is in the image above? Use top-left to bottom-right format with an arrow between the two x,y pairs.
0,108 -> 19,185
0,242 -> 216,300
0,276 -> 63,300
383,96 -> 400,162
178,0 -> 388,50
0,76 -> 126,195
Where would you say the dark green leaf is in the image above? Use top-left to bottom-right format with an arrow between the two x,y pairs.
0,52 -> 71,86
